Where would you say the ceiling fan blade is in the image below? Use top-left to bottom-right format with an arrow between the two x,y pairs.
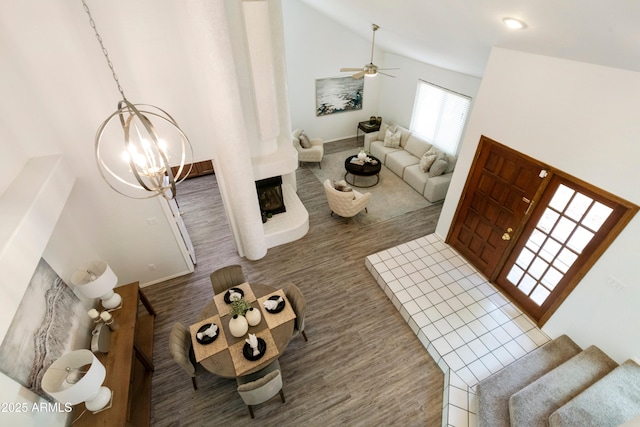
378,71 -> 396,78
378,68 -> 400,71
340,68 -> 364,72
352,71 -> 366,79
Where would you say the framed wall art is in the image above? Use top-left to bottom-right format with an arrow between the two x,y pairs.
0,258 -> 90,399
315,76 -> 364,116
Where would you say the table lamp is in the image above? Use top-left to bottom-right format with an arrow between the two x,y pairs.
41,349 -> 112,412
71,260 -> 122,309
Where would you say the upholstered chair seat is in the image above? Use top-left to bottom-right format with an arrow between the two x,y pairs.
169,323 -> 208,390
292,129 -> 324,168
236,360 -> 285,418
210,264 -> 246,295
284,283 -> 307,342
323,179 -> 371,218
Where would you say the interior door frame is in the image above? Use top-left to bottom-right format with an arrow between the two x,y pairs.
446,135 -> 638,326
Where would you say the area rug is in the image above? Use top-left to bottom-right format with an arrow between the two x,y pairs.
307,149 -> 435,226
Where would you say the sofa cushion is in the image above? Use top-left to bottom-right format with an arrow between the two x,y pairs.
378,122 -> 395,140
419,153 -> 437,172
369,140 -> 401,163
403,164 -> 428,194
445,154 -> 457,174
383,129 -> 401,148
404,134 -> 432,159
385,150 -> 420,178
424,172 -> 452,202
429,154 -> 449,177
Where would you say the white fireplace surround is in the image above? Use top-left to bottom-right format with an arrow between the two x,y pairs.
252,143 -> 309,250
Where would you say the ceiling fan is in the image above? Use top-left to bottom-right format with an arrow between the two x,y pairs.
340,23 -> 398,79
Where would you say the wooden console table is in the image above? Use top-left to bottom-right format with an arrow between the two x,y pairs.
74,281 -> 155,427
357,120 -> 380,145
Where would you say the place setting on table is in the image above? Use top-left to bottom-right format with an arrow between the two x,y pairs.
189,282 -> 296,377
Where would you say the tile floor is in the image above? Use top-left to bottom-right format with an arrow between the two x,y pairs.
365,233 -> 551,427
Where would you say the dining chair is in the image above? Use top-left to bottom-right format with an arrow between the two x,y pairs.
169,322 -> 207,390
284,283 -> 308,342
209,264 -> 247,295
236,360 -> 285,418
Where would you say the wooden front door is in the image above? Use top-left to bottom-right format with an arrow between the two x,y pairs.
448,136 -> 549,279
448,135 -> 637,325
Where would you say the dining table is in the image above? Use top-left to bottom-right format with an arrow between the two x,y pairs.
189,282 -> 296,378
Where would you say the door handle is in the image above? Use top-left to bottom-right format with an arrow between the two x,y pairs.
502,227 -> 513,241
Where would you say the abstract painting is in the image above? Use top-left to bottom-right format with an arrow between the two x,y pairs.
0,258 -> 89,399
315,76 -> 364,116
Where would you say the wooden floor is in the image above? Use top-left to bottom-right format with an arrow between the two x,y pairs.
143,138 -> 445,426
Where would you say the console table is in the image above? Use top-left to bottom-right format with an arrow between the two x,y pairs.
357,121 -> 380,145
74,281 -> 155,427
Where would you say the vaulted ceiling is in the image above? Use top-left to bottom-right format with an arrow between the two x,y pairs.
299,0 -> 640,77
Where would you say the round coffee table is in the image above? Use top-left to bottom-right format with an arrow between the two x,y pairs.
344,154 -> 382,188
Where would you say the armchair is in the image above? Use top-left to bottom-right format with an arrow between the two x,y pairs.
292,129 -> 323,168
323,179 -> 371,218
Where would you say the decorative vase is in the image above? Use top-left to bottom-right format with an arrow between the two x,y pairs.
245,307 -> 262,326
229,314 -> 248,337
357,150 -> 367,161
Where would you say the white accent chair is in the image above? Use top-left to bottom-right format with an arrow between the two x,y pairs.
236,360 -> 285,418
323,179 -> 371,218
292,129 -> 323,168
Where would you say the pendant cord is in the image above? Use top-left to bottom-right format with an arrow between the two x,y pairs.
81,0 -> 127,101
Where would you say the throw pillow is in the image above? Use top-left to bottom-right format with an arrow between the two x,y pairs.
419,153 -> 437,173
333,180 -> 353,192
378,123 -> 394,141
299,132 -> 312,149
383,129 -> 401,148
429,154 -> 449,177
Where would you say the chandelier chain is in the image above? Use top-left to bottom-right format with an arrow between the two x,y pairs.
81,0 -> 127,101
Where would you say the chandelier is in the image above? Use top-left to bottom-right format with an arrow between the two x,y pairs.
82,0 -> 193,199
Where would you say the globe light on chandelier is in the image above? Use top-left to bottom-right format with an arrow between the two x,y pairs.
83,0 -> 193,200
95,100 -> 193,199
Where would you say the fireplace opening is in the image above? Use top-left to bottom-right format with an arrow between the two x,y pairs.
256,176 -> 286,216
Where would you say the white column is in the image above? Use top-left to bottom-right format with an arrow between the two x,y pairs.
185,0 -> 267,260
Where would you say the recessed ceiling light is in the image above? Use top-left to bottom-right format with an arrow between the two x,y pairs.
503,17 -> 527,30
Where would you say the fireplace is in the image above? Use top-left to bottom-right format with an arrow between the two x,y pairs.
256,176 -> 286,216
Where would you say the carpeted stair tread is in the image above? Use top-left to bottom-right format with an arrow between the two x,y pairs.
548,360 -> 640,427
475,334 -> 581,427
509,345 -> 618,427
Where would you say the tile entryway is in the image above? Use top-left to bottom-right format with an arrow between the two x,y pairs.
365,233 -> 551,427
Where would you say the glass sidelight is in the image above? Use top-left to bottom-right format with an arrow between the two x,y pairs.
505,183 -> 614,307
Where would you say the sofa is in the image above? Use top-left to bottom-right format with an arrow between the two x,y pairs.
363,123 -> 457,202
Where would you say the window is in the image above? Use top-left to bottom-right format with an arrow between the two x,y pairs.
410,80 -> 471,155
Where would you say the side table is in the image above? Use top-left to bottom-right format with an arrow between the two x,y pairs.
357,121 -> 380,146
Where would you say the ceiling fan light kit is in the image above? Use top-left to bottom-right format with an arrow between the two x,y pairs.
340,23 -> 398,79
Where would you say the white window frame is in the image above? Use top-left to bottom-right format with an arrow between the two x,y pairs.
410,80 -> 471,155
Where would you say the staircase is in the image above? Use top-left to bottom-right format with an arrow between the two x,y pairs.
476,335 -> 640,427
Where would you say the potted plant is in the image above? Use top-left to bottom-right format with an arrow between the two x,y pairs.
230,297 -> 252,317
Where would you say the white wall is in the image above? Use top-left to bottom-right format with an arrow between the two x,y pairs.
281,1 -> 482,143
282,0 -> 382,141
377,53 -> 481,131
437,47 -> 640,363
0,1 -> 208,424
